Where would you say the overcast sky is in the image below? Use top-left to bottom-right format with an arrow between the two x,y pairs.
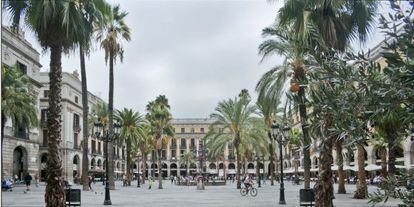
5,0 -> 396,118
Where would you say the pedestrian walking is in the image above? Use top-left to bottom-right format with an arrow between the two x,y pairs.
148,178 -> 153,190
123,174 -> 127,186
171,176 -> 174,184
34,174 -> 39,187
24,173 -> 32,191
88,175 -> 93,191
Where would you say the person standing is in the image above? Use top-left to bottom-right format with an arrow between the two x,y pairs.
24,173 -> 32,191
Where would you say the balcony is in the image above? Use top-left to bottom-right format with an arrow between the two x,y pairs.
73,125 -> 81,133
74,143 -> 80,150
228,155 -> 236,161
41,120 -> 48,129
171,144 -> 177,148
180,145 -> 187,149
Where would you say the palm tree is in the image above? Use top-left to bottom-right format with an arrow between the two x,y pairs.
78,0 -> 110,192
4,1 -> 99,205
266,1 -> 379,192
96,4 -> 131,190
208,90 -> 257,189
1,65 -> 38,179
180,152 -> 196,176
259,27 -> 313,188
256,65 -> 288,185
1,65 -> 38,142
135,125 -> 154,184
146,95 -> 174,189
115,108 -> 145,186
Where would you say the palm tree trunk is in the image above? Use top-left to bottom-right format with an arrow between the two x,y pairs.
108,51 -> 115,190
141,154 -> 146,184
354,144 -> 367,199
45,45 -> 66,207
336,140 -> 346,194
235,138 -> 241,189
157,149 -> 163,189
268,132 -> 274,186
2,116 -> 6,180
80,47 -> 90,191
243,158 -> 247,175
298,86 -> 311,189
314,136 -> 334,207
380,147 -> 387,177
256,157 -> 260,185
295,64 -> 311,189
386,130 -> 396,176
223,158 -> 226,180
126,139 -> 131,186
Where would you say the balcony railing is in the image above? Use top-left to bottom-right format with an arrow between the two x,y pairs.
41,120 -> 48,129
73,125 -> 81,133
180,145 -> 187,149
171,144 -> 177,148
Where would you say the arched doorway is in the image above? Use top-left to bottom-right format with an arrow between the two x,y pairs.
40,153 -> 48,181
170,163 -> 177,176
97,159 -> 102,170
162,163 -> 168,178
91,158 -> 96,169
190,163 -> 197,175
267,163 -> 275,176
73,155 -> 80,179
180,164 -> 187,177
13,146 -> 28,180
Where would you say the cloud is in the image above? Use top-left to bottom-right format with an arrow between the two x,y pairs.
5,0 -> 388,118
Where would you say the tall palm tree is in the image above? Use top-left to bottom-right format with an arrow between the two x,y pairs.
4,1 -> 98,205
180,151 -> 196,176
259,27 -> 313,188
96,4 -> 131,190
1,65 -> 38,179
256,65 -> 288,185
115,108 -> 145,186
135,125 -> 154,184
78,0 -> 110,192
208,90 -> 257,189
146,95 -> 174,189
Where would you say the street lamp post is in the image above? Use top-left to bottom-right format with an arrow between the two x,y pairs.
137,154 -> 141,188
94,120 -> 121,206
195,140 -> 206,190
272,122 -> 290,205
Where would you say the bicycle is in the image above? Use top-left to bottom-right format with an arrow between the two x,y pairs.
240,184 -> 258,197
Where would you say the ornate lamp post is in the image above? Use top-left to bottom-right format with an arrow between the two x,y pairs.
272,121 -> 290,205
195,140 -> 206,190
94,120 -> 121,205
137,154 -> 141,188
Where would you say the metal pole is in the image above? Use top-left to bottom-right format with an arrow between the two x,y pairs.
137,155 -> 140,187
103,133 -> 112,205
257,156 -> 261,188
279,140 -> 286,205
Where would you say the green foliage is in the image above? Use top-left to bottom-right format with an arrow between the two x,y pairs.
368,173 -> 414,206
115,108 -> 145,146
1,64 -> 38,131
145,95 -> 174,149
96,4 -> 131,64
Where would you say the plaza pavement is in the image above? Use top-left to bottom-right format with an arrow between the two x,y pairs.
2,180 -> 400,207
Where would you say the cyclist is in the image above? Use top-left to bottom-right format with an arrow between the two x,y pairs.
243,174 -> 253,189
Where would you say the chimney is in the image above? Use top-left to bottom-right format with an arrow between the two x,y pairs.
73,70 -> 80,80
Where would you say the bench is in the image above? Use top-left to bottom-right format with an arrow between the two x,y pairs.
65,188 -> 81,206
299,189 -> 315,207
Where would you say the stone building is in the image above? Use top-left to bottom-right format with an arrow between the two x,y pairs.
143,118 -> 273,178
1,25 -> 127,182
1,26 -> 43,180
